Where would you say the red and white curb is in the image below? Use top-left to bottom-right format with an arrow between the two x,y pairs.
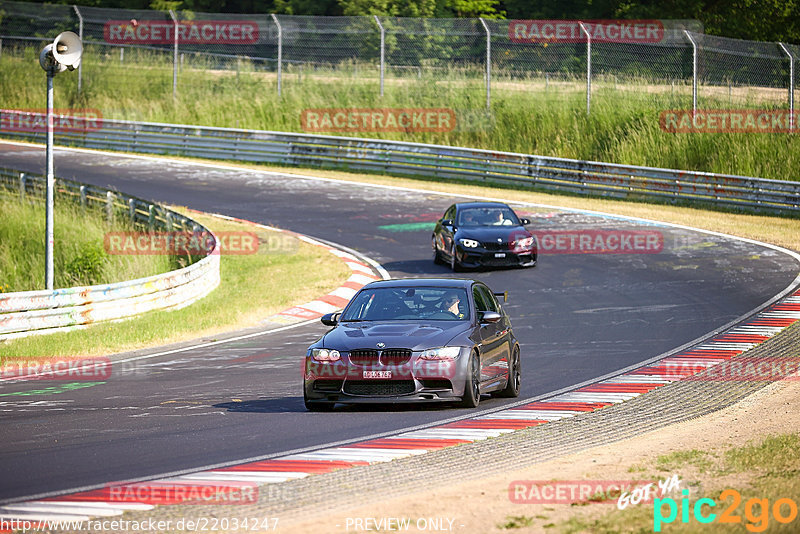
2,290 -> 798,527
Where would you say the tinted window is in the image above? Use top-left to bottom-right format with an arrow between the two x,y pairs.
472,286 -> 490,312
477,285 -> 499,313
457,206 -> 520,227
341,287 -> 470,321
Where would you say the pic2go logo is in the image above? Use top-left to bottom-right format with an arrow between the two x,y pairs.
654,489 -> 798,532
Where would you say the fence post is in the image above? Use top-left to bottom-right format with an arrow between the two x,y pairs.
779,42 -> 795,132
684,30 -> 698,115
128,198 -> 136,222
106,191 -> 114,225
374,15 -> 385,97
579,22 -> 591,115
73,5 -> 83,94
271,14 -> 283,97
479,18 -> 491,109
169,9 -> 179,99
79,185 -> 87,209
19,173 -> 25,201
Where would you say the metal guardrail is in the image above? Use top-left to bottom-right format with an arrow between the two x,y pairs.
0,167 -> 221,340
1,111 -> 799,214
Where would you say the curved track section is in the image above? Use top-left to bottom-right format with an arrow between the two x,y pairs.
0,142 -> 798,505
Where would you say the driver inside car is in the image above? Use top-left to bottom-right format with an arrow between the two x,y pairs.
440,291 -> 465,319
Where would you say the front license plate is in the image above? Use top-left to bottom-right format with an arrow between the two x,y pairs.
363,370 -> 392,379
494,253 -> 506,258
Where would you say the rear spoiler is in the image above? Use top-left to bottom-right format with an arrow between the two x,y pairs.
493,291 -> 508,303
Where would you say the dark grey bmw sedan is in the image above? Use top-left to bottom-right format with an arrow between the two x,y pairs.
303,278 -> 520,411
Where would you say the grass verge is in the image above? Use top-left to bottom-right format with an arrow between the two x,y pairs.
0,192 -> 177,291
555,432 -> 800,533
1,48 -> 799,182
0,209 -> 351,359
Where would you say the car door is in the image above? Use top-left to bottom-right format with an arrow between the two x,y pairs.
436,204 -> 457,259
472,283 -> 508,388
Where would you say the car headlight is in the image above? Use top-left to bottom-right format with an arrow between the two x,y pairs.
311,348 -> 341,362
513,236 -> 535,250
459,238 -> 479,248
417,346 -> 462,360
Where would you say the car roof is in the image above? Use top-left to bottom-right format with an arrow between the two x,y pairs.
454,201 -> 512,210
361,278 -> 477,290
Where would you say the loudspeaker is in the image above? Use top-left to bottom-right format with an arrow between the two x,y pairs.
52,31 -> 83,70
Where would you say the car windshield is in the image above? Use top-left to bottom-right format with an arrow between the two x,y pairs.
457,206 -> 520,227
340,287 -> 470,322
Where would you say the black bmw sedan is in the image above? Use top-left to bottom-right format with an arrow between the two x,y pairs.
432,201 -> 537,271
303,278 -> 520,411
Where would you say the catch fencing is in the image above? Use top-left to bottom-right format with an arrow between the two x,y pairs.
0,0 -> 796,113
1,111 -> 797,215
0,167 -> 221,340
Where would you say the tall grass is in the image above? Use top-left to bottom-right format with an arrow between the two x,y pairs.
1,46 -> 798,181
0,193 -> 176,292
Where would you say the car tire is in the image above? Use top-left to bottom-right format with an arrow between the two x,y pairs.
495,345 -> 521,398
459,351 -> 481,408
304,391 -> 335,411
450,245 -> 462,272
433,237 -> 444,265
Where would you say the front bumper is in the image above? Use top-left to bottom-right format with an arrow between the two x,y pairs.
304,357 -> 468,404
456,246 -> 537,268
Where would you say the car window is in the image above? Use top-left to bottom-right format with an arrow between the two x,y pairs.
457,206 -> 520,227
444,205 -> 456,222
477,285 -> 500,313
478,286 -> 500,312
341,287 -> 470,321
472,286 -> 489,312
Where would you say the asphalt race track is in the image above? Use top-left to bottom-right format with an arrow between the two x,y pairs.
1,142 -> 798,503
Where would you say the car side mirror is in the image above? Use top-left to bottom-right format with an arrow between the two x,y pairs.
321,312 -> 340,326
480,311 -> 502,324
519,218 -> 530,226
441,219 -> 454,227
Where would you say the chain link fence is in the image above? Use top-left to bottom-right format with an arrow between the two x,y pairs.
0,0 -> 797,118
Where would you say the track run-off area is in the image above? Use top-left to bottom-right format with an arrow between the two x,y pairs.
0,141 -> 799,524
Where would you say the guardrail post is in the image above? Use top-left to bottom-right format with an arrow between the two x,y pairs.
271,14 -> 283,97
479,18 -> 491,109
148,204 -> 156,230
374,15 -> 385,97
19,173 -> 25,201
79,185 -> 87,209
579,22 -> 591,115
128,198 -> 136,222
106,191 -> 114,225
73,5 -> 84,94
166,212 -> 174,231
684,30 -> 698,115
779,43 -> 795,132
169,9 -> 179,99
